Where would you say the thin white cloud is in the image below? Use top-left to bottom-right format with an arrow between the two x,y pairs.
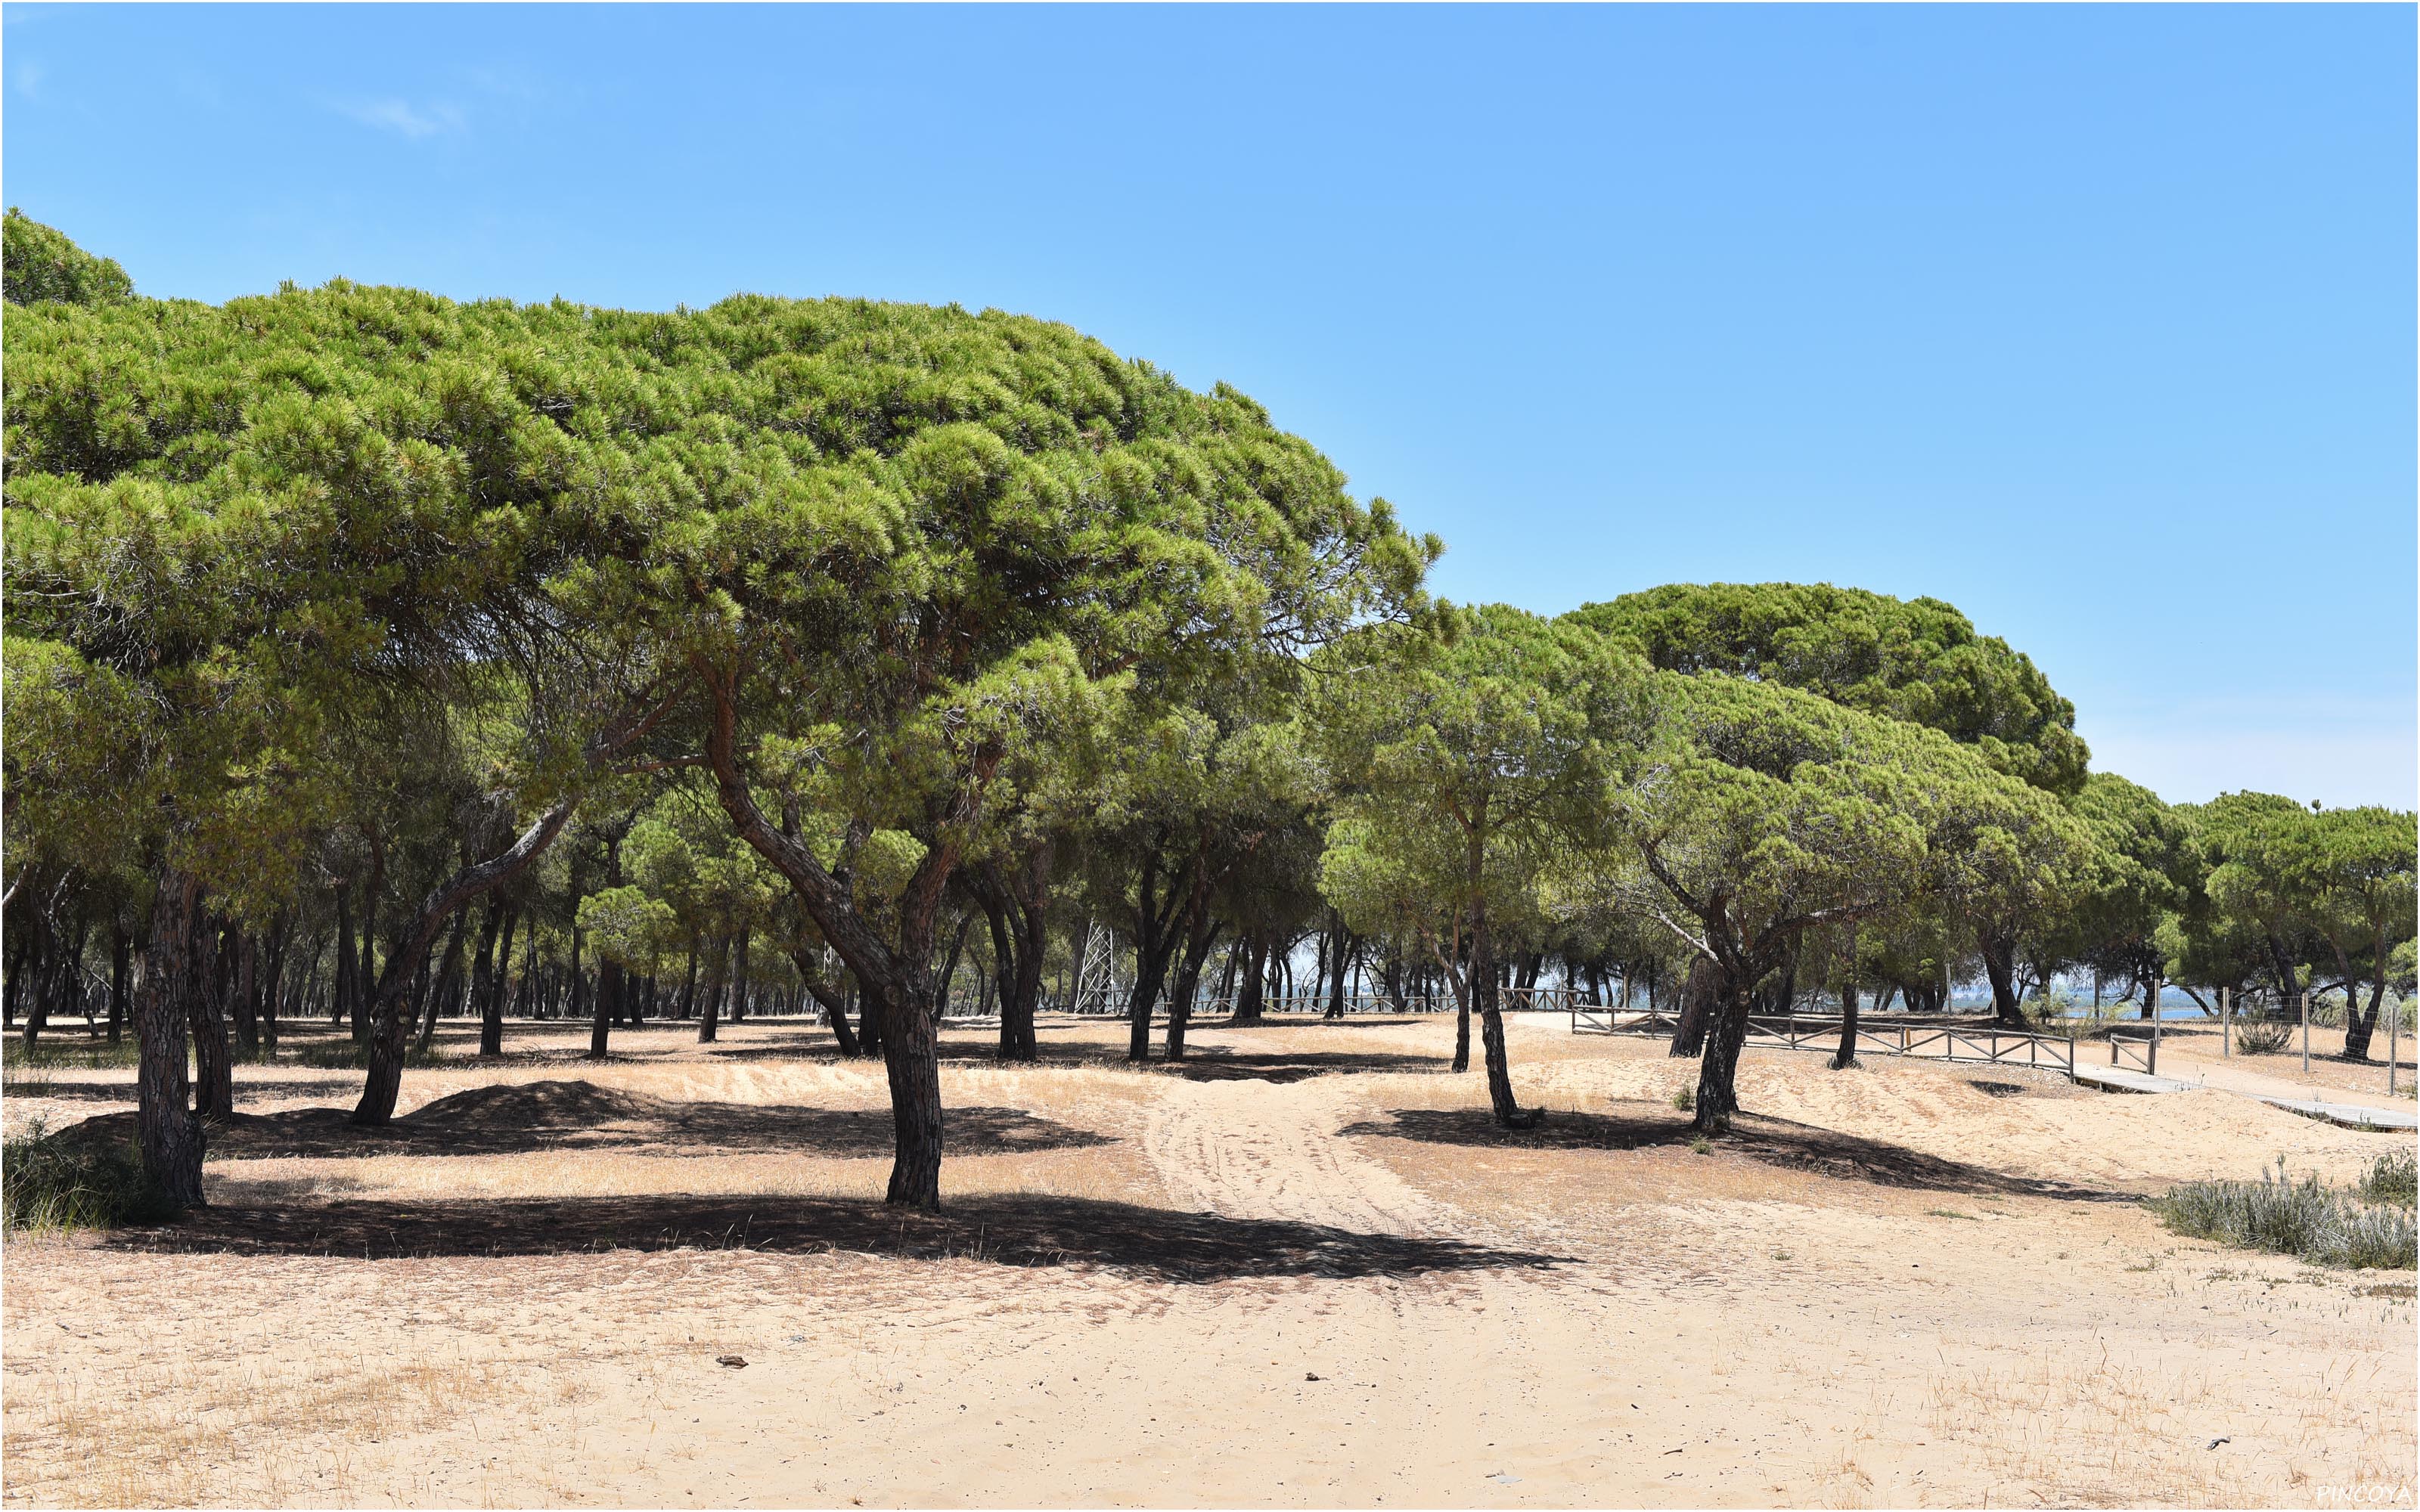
13,60 -> 44,99
333,97 -> 467,140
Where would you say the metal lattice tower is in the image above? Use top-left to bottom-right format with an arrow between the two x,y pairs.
1072,921 -> 1121,1015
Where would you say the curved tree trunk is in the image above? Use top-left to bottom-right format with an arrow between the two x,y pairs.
1694,969 -> 1756,1133
416,908 -> 471,1054
354,801 -> 574,1126
1165,916 -> 1221,1061
1978,928 -> 2025,1028
1830,974 -> 1860,1070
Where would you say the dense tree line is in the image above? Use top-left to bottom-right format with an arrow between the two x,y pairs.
6,212 -> 2414,1212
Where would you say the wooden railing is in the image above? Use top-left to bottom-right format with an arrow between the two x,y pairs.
2108,1024 -> 2162,1076
1571,1007 -> 2081,1075
1050,987 -> 1583,1019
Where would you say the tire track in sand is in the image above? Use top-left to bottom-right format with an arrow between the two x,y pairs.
1140,1072 -> 1463,1236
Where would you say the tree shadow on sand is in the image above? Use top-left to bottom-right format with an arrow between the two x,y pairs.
926,1041 -> 1450,1083
61,1080 -> 1113,1162
1,1077 -> 368,1105
105,1192 -> 1566,1284
1340,1102 -> 2136,1203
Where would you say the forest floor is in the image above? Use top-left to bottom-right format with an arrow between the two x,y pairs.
2,1012 -> 2414,1508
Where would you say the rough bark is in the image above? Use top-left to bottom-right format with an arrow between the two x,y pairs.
1165,912 -> 1221,1061
698,934 -> 729,1044
1466,889 -> 1537,1127
1230,936 -> 1267,1025
1831,974 -> 1860,1070
107,925 -> 131,1046
188,922 -> 234,1122
230,929 -> 259,1058
331,881 -> 355,1026
1669,957 -> 1714,1057
591,957 -> 621,1058
135,867 -> 208,1210
479,905 -> 517,1058
1978,928 -> 2025,1028
2346,926 -> 2390,1062
730,928 -> 752,1024
352,842 -> 384,1044
1693,971 -> 1756,1133
1121,844 -> 1196,1062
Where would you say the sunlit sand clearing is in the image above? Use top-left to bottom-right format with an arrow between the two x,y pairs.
5,1015 -> 2412,1508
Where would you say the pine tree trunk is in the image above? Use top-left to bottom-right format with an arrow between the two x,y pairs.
1979,931 -> 2025,1028
730,928 -> 751,1024
135,868 -> 208,1210
698,935 -> 729,1044
332,881 -> 355,1027
1831,974 -> 1860,1070
1325,926 -> 1353,1020
1230,936 -> 1266,1024
107,925 -> 131,1046
231,931 -> 260,1058
479,907 -> 517,1058
795,950 -> 862,1055
188,922 -> 234,1123
1694,970 -> 1755,1134
417,909 -> 470,1053
1467,900 -> 1536,1127
17,912 -> 50,1049
1670,958 -> 1713,1057
879,983 -> 945,1209
1165,922 -> 1220,1061
591,958 -> 621,1059
352,859 -> 382,1044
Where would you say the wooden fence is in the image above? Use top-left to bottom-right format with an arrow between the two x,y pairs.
1571,1005 -> 2083,1075
1053,986 -> 1584,1018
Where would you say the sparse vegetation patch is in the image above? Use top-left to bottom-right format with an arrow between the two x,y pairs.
2152,1158 -> 2417,1270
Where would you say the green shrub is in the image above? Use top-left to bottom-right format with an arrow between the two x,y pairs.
2152,1158 -> 2416,1270
2361,1150 -> 2417,1208
2233,1020 -> 2292,1055
2,1120 -> 175,1232
1671,1086 -> 1694,1112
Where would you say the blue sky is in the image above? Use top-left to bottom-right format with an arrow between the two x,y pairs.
7,4 -> 2412,807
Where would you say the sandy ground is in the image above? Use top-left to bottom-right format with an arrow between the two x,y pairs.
2,1012 -> 2414,1509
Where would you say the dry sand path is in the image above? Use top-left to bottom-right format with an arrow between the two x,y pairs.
1143,1074 -> 1461,1237
3,1017 -> 2414,1508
